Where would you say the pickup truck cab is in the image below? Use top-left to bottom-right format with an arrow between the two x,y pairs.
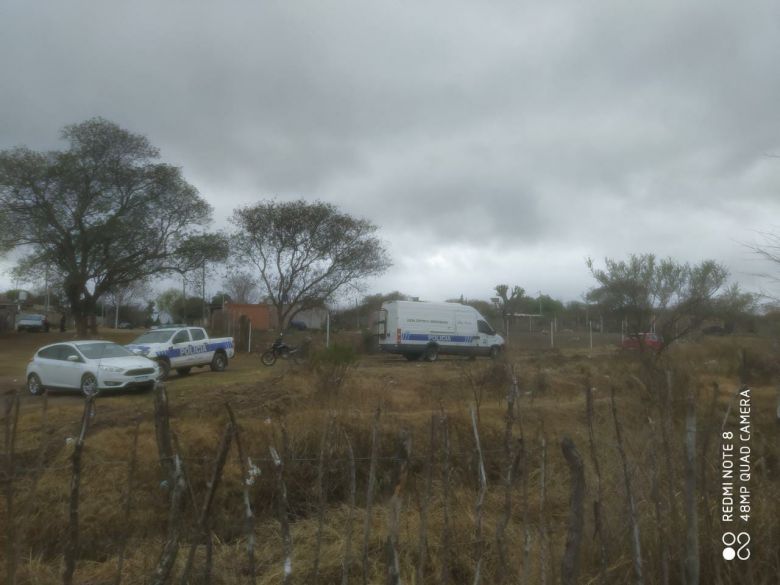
125,327 -> 234,379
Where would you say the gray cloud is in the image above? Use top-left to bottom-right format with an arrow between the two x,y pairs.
2,0 -> 780,300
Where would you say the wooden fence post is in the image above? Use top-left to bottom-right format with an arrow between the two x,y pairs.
63,395 -> 95,585
3,392 -> 20,585
496,372 -> 521,581
226,403 -> 257,585
560,437 -> 585,585
150,383 -> 187,585
610,386 -> 644,585
470,406 -> 488,585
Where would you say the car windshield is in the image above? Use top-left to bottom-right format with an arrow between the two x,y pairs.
78,342 -> 134,359
131,330 -> 175,344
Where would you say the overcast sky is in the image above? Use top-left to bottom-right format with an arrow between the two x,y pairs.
2,0 -> 780,304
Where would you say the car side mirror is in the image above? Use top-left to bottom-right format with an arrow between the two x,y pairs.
67,355 -> 79,362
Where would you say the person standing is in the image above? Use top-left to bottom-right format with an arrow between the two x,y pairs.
59,314 -> 66,332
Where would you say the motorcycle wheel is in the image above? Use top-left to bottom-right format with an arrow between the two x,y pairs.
261,350 -> 277,366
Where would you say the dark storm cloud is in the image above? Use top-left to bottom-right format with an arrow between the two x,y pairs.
2,0 -> 780,299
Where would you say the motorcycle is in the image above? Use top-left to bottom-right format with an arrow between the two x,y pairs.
261,334 -> 302,366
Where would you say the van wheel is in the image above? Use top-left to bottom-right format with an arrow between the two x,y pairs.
489,346 -> 500,359
424,345 -> 439,362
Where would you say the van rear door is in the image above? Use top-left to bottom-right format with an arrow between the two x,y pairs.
456,311 -> 480,352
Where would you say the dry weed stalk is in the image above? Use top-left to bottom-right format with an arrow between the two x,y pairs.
415,414 -> 436,584
362,405 -> 381,585
270,424 -> 293,585
179,421 -> 234,585
440,412 -> 452,585
698,382 -> 721,584
342,430 -> 357,585
496,369 -> 521,581
386,429 -> 411,584
225,403 -> 257,585
470,405 -> 488,585
584,382 -> 608,581
560,436 -> 585,585
115,418 -> 141,585
648,426 -> 669,585
663,370 -> 686,583
683,384 -> 699,585
610,386 -> 644,585
538,424 -> 549,585
63,395 -> 95,585
313,415 -> 334,584
3,391 -> 20,585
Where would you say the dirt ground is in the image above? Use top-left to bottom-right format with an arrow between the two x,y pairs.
1,327 -> 778,584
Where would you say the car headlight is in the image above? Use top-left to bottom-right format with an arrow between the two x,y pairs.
99,365 -> 124,373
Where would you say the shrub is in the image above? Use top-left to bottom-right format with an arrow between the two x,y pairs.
309,343 -> 358,396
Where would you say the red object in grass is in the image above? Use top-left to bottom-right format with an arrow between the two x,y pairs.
621,332 -> 664,351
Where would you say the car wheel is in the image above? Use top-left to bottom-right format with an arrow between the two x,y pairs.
27,373 -> 43,396
157,359 -> 171,380
210,352 -> 227,372
489,346 -> 500,359
424,345 -> 439,362
80,373 -> 99,397
261,350 -> 277,366
176,367 -> 191,376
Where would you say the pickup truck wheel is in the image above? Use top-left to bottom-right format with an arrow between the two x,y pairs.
176,367 -> 191,376
28,373 -> 43,395
157,359 -> 171,380
210,351 -> 227,372
81,373 -> 99,397
424,345 -> 439,362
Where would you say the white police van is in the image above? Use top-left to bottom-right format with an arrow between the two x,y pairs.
376,301 -> 504,361
125,326 -> 234,379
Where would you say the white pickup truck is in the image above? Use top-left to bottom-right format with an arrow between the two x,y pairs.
125,327 -> 235,379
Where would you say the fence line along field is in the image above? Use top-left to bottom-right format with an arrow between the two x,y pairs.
1,329 -> 778,584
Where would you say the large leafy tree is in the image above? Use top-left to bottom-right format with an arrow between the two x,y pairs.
0,118 -> 212,335
586,254 -> 731,348
231,199 -> 391,328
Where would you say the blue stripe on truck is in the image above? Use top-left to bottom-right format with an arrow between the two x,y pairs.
400,333 -> 474,343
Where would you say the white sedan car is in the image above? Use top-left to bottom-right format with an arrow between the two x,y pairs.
26,340 -> 159,396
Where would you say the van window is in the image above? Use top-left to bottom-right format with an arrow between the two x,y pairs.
477,320 -> 495,335
189,328 -> 206,341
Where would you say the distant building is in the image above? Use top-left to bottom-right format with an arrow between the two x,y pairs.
212,302 -> 328,331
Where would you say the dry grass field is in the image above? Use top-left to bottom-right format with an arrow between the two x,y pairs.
0,328 -> 778,584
